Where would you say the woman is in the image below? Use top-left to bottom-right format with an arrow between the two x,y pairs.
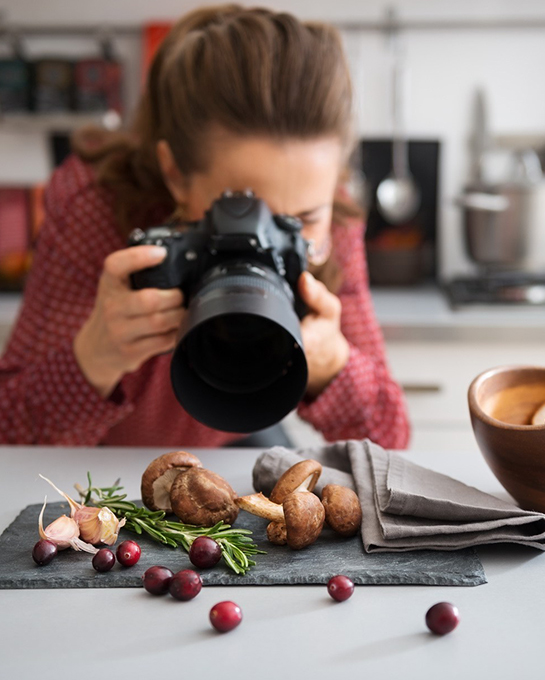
0,4 -> 410,448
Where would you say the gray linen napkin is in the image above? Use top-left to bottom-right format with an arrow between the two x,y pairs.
252,439 -> 545,553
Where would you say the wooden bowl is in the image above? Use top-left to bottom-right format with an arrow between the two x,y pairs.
468,365 -> 545,512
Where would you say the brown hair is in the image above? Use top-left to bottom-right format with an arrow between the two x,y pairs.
73,4 -> 361,287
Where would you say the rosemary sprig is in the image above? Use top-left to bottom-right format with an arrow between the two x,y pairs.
76,473 -> 265,575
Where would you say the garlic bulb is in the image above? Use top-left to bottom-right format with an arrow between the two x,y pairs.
38,496 -> 98,553
39,474 -> 125,546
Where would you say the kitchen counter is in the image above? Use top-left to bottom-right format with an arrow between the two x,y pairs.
371,284 -> 545,342
1,443 -> 543,680
2,285 -> 545,346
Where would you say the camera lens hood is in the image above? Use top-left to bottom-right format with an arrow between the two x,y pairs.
170,263 -> 308,433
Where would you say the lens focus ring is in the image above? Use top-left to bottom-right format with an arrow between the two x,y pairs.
196,270 -> 293,304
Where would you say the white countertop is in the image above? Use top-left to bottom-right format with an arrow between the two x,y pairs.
0,293 -> 22,327
372,284 -> 545,341
1,443 -> 543,680
2,285 -> 545,342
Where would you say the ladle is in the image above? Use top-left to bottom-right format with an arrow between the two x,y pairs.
376,32 -> 421,224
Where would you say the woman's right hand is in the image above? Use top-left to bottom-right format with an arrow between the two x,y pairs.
74,245 -> 185,398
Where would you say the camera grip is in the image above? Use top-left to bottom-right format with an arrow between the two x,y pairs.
130,264 -> 173,290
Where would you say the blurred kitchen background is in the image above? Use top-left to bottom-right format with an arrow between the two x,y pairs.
1,0 -> 545,450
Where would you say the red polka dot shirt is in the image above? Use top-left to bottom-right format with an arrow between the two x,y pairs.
0,156 -> 410,448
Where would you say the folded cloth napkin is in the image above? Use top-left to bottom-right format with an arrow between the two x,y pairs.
252,439 -> 545,553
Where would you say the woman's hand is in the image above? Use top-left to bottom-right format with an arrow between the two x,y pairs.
298,271 -> 350,398
74,245 -> 185,398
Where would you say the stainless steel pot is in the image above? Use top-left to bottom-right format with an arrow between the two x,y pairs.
457,150 -> 545,268
458,185 -> 531,266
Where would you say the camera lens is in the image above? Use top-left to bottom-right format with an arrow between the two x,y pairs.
187,314 -> 295,394
170,263 -> 308,433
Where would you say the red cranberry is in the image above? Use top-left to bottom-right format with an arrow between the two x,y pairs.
92,548 -> 116,573
116,539 -> 141,567
327,575 -> 354,602
189,536 -> 222,569
32,539 -> 58,566
425,602 -> 460,635
209,601 -> 243,632
168,569 -> 203,601
142,566 -> 173,595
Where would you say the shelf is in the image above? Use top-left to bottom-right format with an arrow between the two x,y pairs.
494,133 -> 545,151
0,111 -> 122,133
2,17 -> 545,38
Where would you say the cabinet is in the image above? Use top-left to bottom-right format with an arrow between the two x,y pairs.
386,340 -> 545,427
283,340 -> 545,450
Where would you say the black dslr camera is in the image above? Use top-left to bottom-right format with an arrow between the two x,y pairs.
129,191 -> 309,433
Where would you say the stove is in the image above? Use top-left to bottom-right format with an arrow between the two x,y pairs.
444,272 -> 545,307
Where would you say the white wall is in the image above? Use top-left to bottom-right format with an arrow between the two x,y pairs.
2,0 -> 545,278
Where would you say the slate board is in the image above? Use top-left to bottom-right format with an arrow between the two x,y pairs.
0,501 -> 487,589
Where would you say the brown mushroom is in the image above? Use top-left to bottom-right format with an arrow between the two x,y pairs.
236,491 -> 325,550
532,401 -> 545,425
170,467 -> 239,527
321,484 -> 362,537
266,521 -> 287,545
269,459 -> 322,504
141,451 -> 203,512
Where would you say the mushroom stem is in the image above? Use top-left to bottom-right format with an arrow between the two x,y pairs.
236,493 -> 284,522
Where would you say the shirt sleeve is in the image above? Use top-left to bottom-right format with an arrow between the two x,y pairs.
297,220 -> 410,449
0,169 -> 133,445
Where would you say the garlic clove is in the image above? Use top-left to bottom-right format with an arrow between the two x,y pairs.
96,509 -> 126,545
74,505 -> 126,545
38,496 -> 98,554
39,473 -> 125,547
39,474 -> 82,516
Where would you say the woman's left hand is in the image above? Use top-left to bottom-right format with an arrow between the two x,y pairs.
297,271 -> 350,398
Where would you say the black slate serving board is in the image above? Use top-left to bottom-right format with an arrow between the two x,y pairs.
0,501 -> 487,588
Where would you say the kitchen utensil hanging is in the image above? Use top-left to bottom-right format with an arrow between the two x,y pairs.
376,24 -> 421,224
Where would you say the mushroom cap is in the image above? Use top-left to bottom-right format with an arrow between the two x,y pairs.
269,459 -> 322,504
321,484 -> 362,537
283,491 -> 325,550
170,467 -> 239,527
141,450 -> 202,512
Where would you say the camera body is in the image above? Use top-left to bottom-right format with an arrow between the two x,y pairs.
128,191 -> 310,434
129,191 -> 308,318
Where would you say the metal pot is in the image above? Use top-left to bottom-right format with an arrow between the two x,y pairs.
457,150 -> 545,268
458,185 -> 531,266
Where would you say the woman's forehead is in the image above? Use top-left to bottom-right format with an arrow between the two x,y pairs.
199,132 -> 342,214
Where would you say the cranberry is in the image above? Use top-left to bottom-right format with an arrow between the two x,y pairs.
189,536 -> 222,569
92,548 -> 116,573
209,601 -> 242,632
32,539 -> 58,566
425,602 -> 460,635
142,566 -> 173,595
116,539 -> 141,567
168,569 -> 203,601
327,575 -> 354,602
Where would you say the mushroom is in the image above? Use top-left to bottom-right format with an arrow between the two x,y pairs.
321,484 -> 362,538
266,521 -> 287,545
141,450 -> 203,512
170,467 -> 239,527
532,401 -> 545,425
269,459 -> 323,504
236,491 -> 325,550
